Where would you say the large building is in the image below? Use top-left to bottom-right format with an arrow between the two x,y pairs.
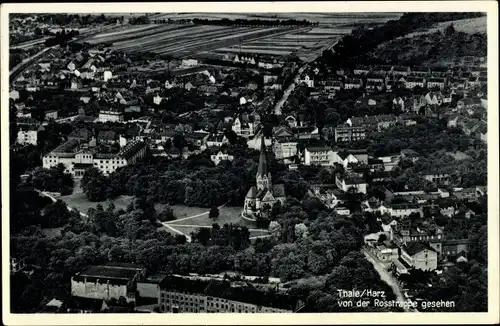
334,126 -> 367,143
243,137 -> 286,218
98,107 -> 124,123
158,275 -> 293,313
71,263 -> 146,302
17,123 -> 42,146
42,139 -> 147,176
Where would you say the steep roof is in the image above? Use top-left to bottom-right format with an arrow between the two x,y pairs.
403,242 -> 435,256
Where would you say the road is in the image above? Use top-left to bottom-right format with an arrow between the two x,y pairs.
362,248 -> 418,312
272,38 -> 339,116
273,64 -> 309,115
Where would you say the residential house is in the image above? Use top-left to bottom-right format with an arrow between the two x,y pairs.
380,203 -> 423,218
186,131 -> 210,150
44,110 -> 58,121
97,130 -> 118,145
425,91 -> 444,106
400,243 -> 438,271
391,65 -> 411,76
273,136 -> 298,164
335,173 -> 368,194
298,74 -> 314,88
427,77 -> 447,90
303,146 -> 335,166
206,133 -> 228,147
457,97 -> 482,110
405,76 -> 426,89
400,149 -> 420,162
334,126 -> 367,143
211,151 -> 234,165
98,107 -> 124,123
68,128 -> 92,142
232,115 -> 256,138
405,95 -> 426,114
411,66 -> 430,77
424,173 -> 450,186
442,239 -> 470,261
17,123 -> 42,146
344,77 -> 363,89
353,65 -> 371,75
365,80 -> 385,92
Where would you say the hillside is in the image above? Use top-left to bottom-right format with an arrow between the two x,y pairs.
368,22 -> 487,66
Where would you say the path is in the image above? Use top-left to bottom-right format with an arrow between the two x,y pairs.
362,248 -> 418,312
274,64 -> 308,115
37,190 -> 88,218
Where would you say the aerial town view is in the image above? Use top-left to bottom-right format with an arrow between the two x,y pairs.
7,11 -> 489,315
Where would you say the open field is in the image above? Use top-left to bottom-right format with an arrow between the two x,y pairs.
77,12 -> 399,61
168,206 -> 245,227
79,23 -> 298,58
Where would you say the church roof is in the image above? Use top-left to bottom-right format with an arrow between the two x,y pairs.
257,136 -> 268,177
272,184 -> 286,197
246,186 -> 258,199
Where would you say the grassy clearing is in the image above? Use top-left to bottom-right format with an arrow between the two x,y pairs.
168,206 -> 244,227
41,227 -> 64,238
446,151 -> 472,161
57,191 -> 134,215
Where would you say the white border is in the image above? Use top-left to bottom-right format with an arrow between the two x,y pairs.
1,2 -> 499,325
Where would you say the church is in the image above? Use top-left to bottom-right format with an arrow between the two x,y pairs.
243,137 -> 286,218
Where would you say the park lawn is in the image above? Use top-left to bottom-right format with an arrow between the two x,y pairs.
168,206 -> 244,227
57,190 -> 134,215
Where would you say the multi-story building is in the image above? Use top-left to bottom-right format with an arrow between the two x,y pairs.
273,137 -> 298,163
424,173 -> 451,186
98,107 -> 124,123
380,203 -> 423,218
71,263 -> 146,303
400,243 -> 438,271
303,146 -> 335,166
17,123 -> 42,145
334,126 -> 367,143
210,151 -> 234,165
335,173 -> 368,194
42,139 -> 147,176
404,76 -> 426,89
158,275 -> 293,313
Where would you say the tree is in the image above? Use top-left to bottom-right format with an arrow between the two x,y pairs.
209,205 -> 220,222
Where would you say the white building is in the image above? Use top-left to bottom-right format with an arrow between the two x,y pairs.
181,59 -> 198,67
98,108 -> 124,123
303,146 -> 336,166
298,74 -> 314,88
17,127 -> 39,145
210,151 -> 234,165
43,139 -> 147,176
103,71 -> 113,82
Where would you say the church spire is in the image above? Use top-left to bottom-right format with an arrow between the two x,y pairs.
257,136 -> 268,177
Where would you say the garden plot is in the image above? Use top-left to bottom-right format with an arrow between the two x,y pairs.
215,47 -> 294,56
84,24 -> 193,45
89,25 -> 157,40
111,25 -> 220,50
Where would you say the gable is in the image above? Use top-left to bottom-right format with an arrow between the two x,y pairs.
262,190 -> 275,202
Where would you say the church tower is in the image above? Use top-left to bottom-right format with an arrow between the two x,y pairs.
256,136 -> 272,191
